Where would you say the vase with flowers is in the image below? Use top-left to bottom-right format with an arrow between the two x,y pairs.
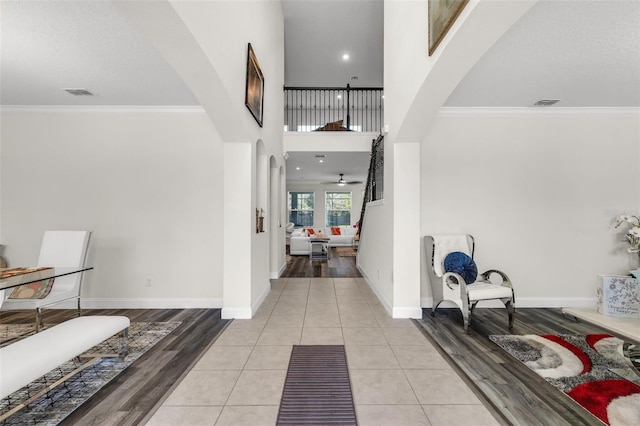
614,215 -> 640,277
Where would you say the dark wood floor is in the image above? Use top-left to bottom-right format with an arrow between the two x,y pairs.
416,307 -> 636,426
283,247 -> 361,277
0,308 -> 230,425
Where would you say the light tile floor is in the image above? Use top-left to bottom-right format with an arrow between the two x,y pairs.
147,277 -> 500,425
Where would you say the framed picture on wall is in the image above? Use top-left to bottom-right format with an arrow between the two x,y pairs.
245,43 -> 264,127
428,0 -> 469,56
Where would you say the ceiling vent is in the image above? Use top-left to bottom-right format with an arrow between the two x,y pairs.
314,154 -> 326,158
533,99 -> 561,106
62,88 -> 95,96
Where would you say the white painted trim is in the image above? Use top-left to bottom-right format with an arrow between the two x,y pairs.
0,105 -> 206,116
278,261 -> 288,277
392,307 -> 423,319
252,284 -> 271,315
366,199 -> 384,208
358,266 -> 393,316
222,307 -> 252,319
438,106 -> 640,117
74,298 -> 222,309
421,297 -> 597,309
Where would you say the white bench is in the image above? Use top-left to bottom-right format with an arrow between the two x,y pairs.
0,315 -> 130,403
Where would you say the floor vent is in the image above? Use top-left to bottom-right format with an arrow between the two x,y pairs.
277,345 -> 357,425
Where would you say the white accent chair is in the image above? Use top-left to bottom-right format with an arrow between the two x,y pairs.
424,235 -> 515,332
2,231 -> 92,331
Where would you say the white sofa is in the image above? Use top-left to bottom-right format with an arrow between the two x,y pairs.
289,227 -> 357,255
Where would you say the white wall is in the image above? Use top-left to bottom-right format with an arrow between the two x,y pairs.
356,200 -> 393,312
421,110 -> 640,307
284,132 -> 377,153
286,183 -> 364,230
360,0 -> 535,317
1,1 -> 285,316
1,111 -> 224,307
167,0 -> 286,316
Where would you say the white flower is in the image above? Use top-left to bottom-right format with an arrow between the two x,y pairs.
615,215 -> 640,255
615,215 -> 640,228
629,227 -> 640,238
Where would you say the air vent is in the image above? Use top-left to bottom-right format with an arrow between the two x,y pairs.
533,99 -> 561,106
62,88 -> 95,96
314,154 -> 326,158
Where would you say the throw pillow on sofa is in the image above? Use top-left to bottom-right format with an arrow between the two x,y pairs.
331,227 -> 341,235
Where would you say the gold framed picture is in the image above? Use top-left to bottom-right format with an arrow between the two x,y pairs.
245,43 -> 264,127
428,0 -> 469,56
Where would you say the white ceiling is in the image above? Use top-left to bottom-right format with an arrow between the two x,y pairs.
1,1 -> 638,107
446,0 -> 640,108
286,151 -> 371,185
1,0 -> 638,184
282,0 -> 384,87
0,0 -> 197,106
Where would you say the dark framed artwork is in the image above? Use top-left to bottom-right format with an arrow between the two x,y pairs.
428,0 -> 469,56
245,43 -> 264,127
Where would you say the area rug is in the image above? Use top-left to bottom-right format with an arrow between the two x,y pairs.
336,247 -> 358,257
489,334 -> 640,426
0,321 -> 180,425
278,345 -> 356,425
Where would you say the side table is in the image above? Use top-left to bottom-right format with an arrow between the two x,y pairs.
309,238 -> 330,261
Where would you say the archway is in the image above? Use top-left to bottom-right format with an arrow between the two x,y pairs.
269,155 -> 280,278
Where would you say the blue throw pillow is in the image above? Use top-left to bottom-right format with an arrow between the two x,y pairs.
443,251 -> 478,284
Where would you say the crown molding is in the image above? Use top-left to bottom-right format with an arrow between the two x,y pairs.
0,105 -> 205,116
438,106 -> 640,116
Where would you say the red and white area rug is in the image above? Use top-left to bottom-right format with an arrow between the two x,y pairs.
489,334 -> 640,426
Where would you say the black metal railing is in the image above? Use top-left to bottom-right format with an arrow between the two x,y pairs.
358,134 -> 384,234
284,85 -> 383,132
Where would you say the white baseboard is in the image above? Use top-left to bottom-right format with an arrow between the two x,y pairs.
392,307 -> 423,319
252,284 -> 271,315
357,267 -> 393,316
79,298 -> 223,309
271,261 -> 288,279
420,297 -> 598,309
221,307 -> 252,319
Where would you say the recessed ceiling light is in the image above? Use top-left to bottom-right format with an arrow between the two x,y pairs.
342,53 -> 349,61
337,95 -> 342,99
296,167 -> 300,170
318,159 -> 324,163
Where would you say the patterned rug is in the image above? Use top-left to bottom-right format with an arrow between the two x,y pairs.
0,321 -> 180,425
490,334 -> 640,426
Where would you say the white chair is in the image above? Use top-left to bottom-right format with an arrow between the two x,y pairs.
2,231 -> 92,331
424,235 -> 514,332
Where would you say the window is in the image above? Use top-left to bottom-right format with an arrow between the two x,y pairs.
288,191 -> 314,227
325,191 -> 351,226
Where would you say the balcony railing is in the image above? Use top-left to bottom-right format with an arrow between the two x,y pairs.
284,85 -> 383,132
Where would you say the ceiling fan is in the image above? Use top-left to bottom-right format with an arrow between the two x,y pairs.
322,173 -> 363,186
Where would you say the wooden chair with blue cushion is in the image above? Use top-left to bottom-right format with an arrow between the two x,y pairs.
424,234 -> 515,332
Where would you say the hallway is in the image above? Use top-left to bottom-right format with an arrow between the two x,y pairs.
147,277 -> 500,425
